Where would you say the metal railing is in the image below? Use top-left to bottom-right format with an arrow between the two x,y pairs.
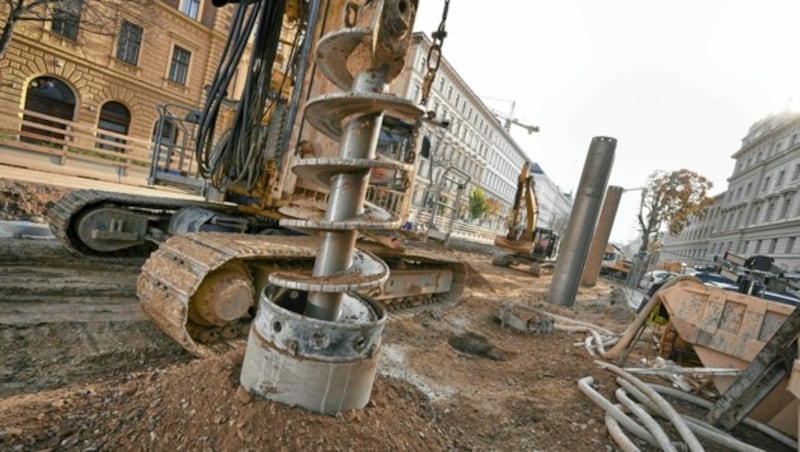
0,107 -> 201,186
410,208 -> 498,244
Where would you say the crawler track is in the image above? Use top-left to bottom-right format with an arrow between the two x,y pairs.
139,233 -> 466,357
46,189 -> 241,261
45,190 -> 466,358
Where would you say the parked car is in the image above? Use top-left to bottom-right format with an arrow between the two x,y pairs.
639,270 -> 676,291
638,271 -> 800,312
688,271 -> 738,291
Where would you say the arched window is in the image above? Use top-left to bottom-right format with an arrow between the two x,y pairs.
96,101 -> 130,152
22,76 -> 76,143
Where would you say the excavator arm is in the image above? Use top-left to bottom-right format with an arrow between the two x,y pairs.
504,161 -> 538,241
522,169 -> 539,242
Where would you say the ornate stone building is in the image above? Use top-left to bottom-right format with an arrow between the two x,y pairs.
0,6 -> 574,231
662,111 -> 800,271
531,163 -> 571,233
0,0 -> 235,142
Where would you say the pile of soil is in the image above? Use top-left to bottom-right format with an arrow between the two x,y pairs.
0,180 -> 68,221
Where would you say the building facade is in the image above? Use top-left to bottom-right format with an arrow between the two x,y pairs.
392,33 -> 571,229
0,0 -> 236,143
531,163 -> 571,233
0,7 -> 573,233
661,112 -> 800,271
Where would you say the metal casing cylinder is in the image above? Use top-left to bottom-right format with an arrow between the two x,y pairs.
580,185 -> 624,287
548,137 -> 616,307
240,289 -> 386,414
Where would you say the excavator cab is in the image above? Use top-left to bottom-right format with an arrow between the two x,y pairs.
532,226 -> 558,259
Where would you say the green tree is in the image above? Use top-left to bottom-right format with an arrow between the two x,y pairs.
637,169 -> 714,255
468,187 -> 489,221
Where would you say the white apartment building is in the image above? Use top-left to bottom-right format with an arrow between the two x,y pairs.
392,33 -> 571,228
531,163 -> 572,233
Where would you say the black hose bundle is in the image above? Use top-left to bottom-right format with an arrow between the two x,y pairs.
195,0 -> 288,191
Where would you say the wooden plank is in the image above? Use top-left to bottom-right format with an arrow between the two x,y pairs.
0,137 -> 65,157
20,109 -> 74,126
66,151 -> 135,169
70,127 -> 153,153
18,120 -> 73,139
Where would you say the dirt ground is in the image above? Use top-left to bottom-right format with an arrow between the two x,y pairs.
0,180 -> 67,222
0,179 -> 792,451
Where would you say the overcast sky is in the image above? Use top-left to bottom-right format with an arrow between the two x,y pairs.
412,0 -> 800,244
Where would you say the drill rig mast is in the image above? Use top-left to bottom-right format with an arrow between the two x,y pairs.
47,0 -> 465,367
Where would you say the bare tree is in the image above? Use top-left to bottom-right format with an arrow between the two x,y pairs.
550,214 -> 568,237
485,197 -> 502,226
0,0 -> 156,59
637,168 -> 714,255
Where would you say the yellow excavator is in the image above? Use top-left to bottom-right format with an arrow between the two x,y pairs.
491,162 -> 559,276
47,0 -> 466,358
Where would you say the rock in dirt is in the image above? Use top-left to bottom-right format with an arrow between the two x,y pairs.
448,332 -> 505,361
235,386 -> 252,404
493,305 -> 554,335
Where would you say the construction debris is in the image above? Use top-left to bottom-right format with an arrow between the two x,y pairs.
492,305 -> 554,335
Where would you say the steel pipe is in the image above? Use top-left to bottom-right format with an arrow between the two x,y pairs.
581,185 -> 623,286
548,137 -> 616,307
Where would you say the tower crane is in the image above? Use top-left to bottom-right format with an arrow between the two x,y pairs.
501,115 -> 540,135
482,97 -> 540,134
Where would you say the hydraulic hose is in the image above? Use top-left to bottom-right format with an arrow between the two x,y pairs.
615,387 -> 677,451
577,376 -> 659,447
648,383 -> 796,449
598,362 -> 704,452
605,410 -> 641,452
617,379 -> 765,452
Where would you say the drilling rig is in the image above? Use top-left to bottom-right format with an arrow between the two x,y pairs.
47,0 -> 463,410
